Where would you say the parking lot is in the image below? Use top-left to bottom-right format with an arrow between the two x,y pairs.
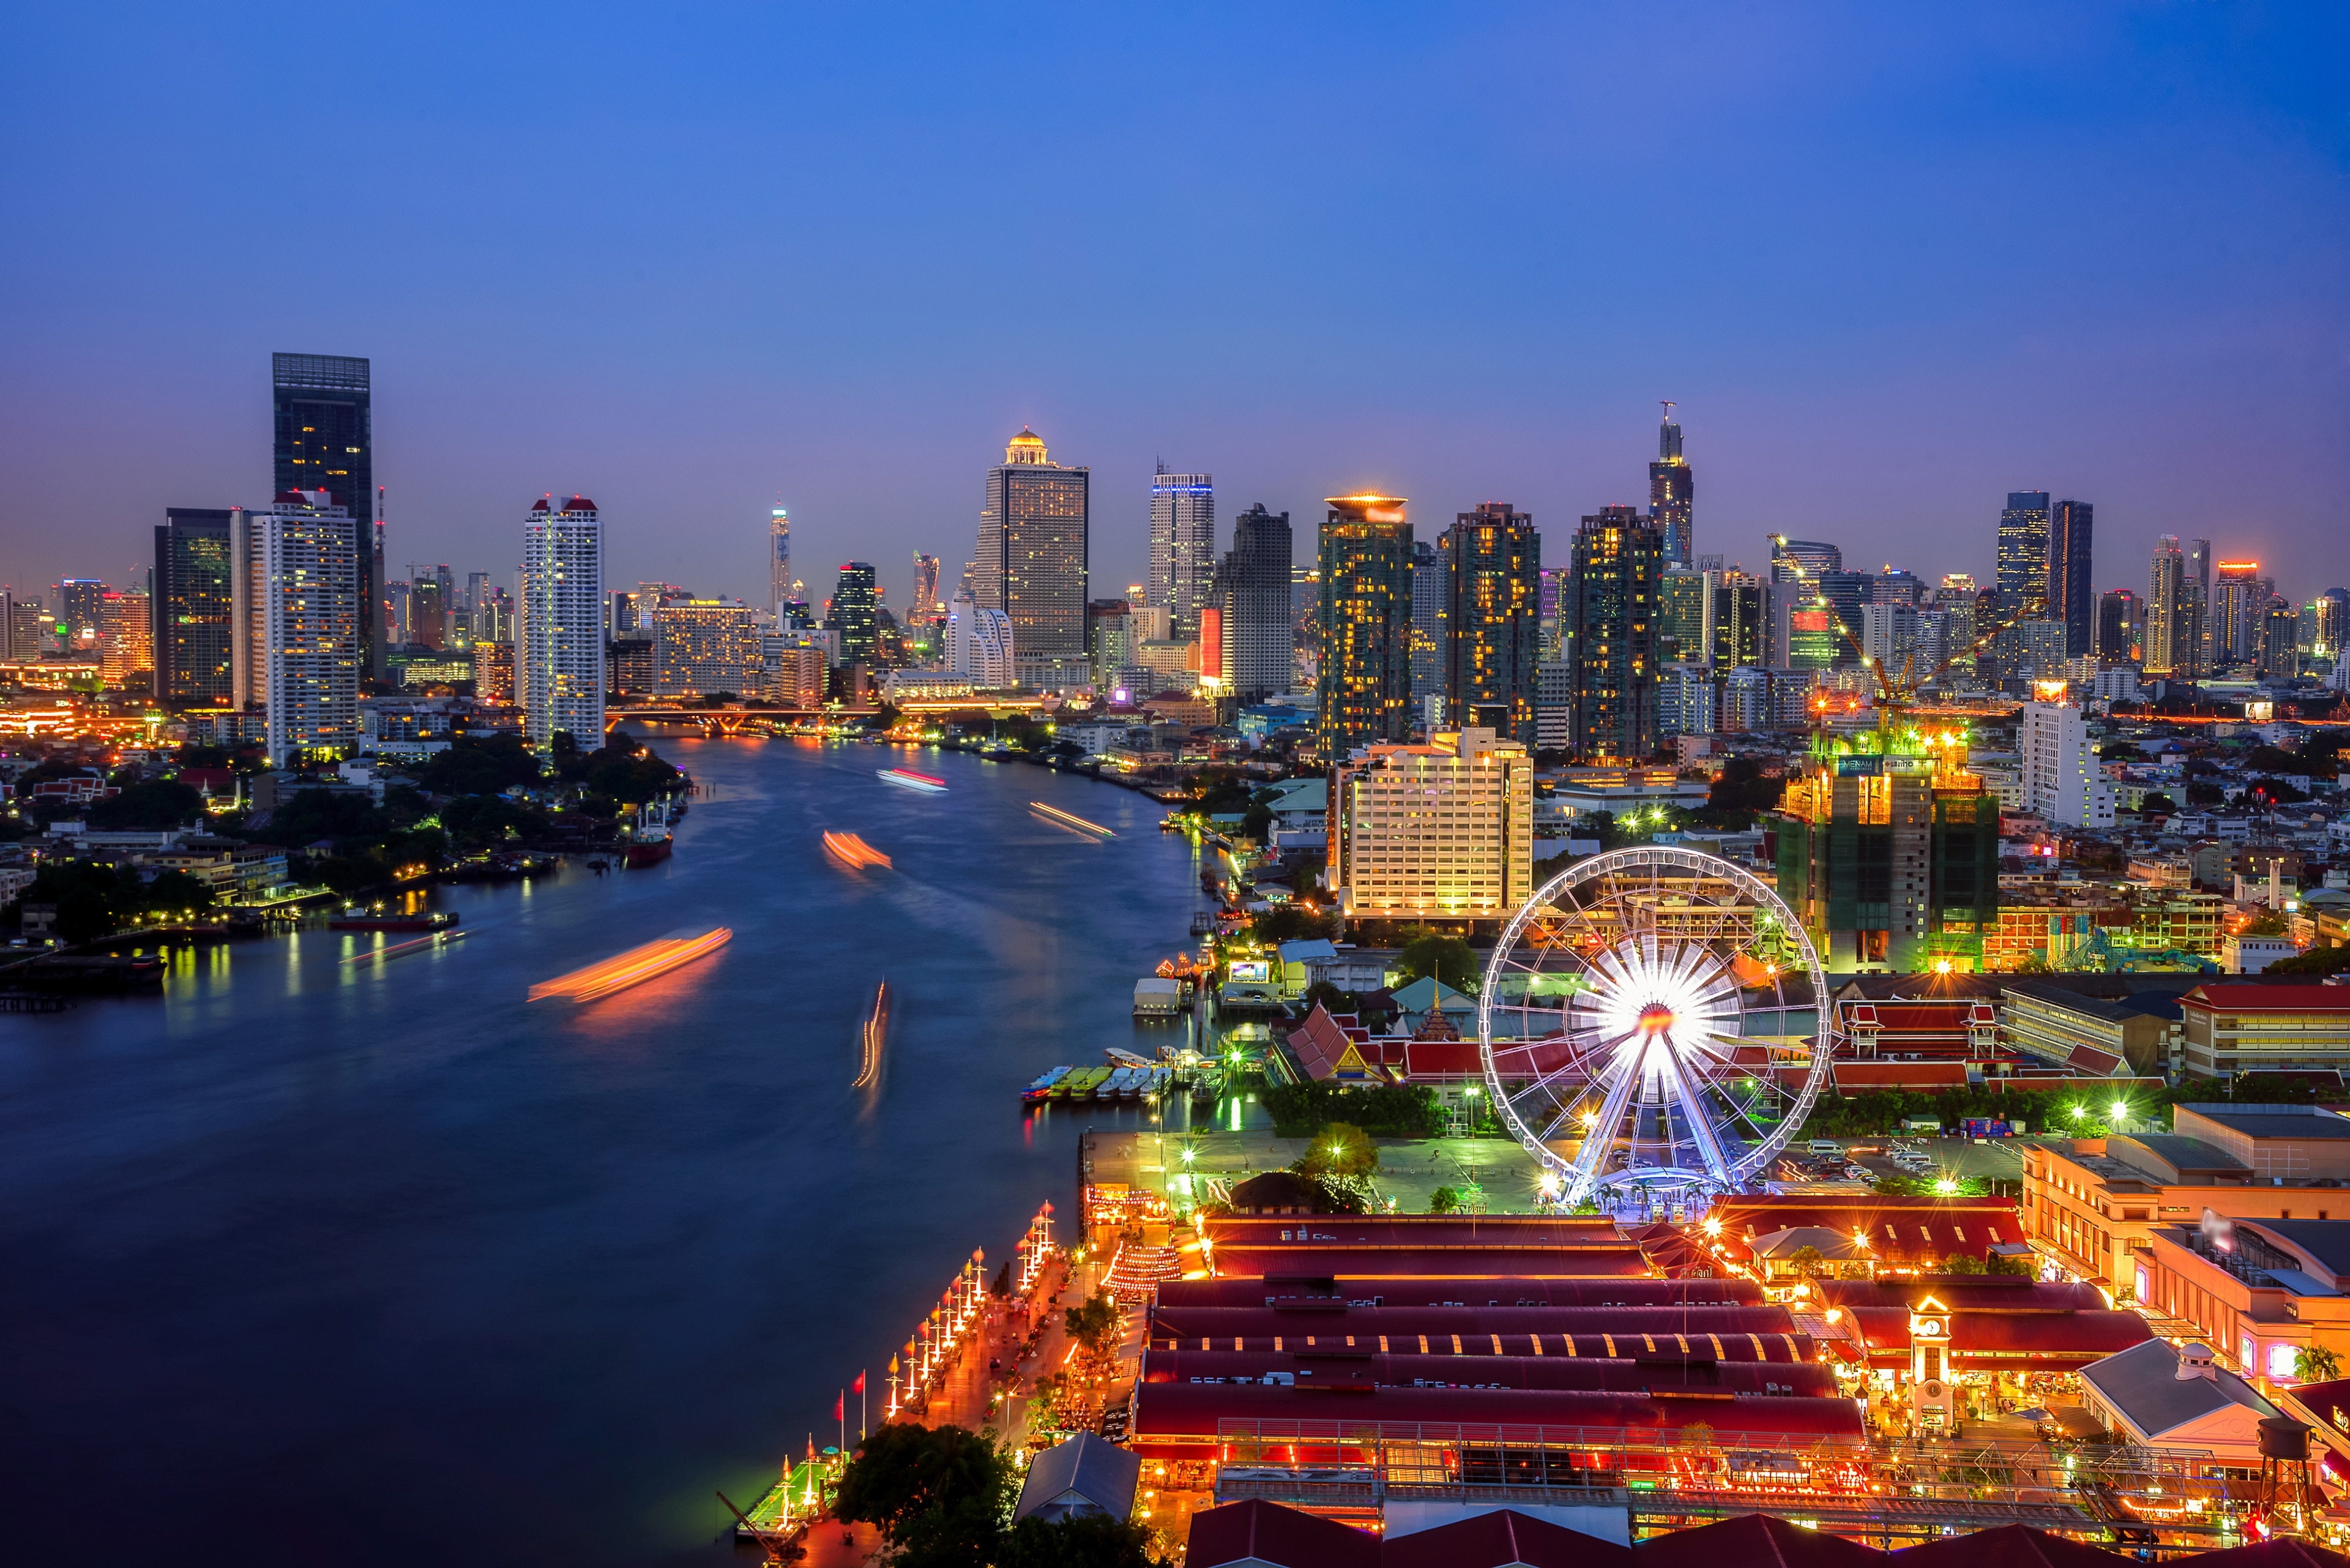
1820,1134 -> 2028,1186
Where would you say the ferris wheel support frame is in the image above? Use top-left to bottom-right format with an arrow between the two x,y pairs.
1473,843 -> 1837,1207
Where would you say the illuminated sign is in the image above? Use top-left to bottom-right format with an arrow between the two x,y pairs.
1228,960 -> 1271,984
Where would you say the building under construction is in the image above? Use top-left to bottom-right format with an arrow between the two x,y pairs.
1771,728 -> 2001,972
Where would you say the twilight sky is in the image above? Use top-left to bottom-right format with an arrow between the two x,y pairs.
2,3 -> 2345,613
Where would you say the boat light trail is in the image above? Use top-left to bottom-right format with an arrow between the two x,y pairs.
528,927 -> 733,1002
823,831 -> 892,869
852,978 -> 890,1089
1028,802 -> 1116,838
343,930 -> 468,966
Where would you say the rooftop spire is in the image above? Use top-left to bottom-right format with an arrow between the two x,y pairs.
1658,400 -> 1682,462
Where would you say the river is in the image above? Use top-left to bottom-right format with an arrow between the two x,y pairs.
1,737 -> 1222,1566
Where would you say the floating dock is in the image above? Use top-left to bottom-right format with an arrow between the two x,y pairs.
528,927 -> 732,1002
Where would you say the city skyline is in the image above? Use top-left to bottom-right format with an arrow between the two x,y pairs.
2,7 -> 2344,606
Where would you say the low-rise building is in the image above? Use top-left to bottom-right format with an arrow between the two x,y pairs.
2076,1338 -> 2282,1472
2139,1217 -> 2350,1384
2179,984 -> 2350,1079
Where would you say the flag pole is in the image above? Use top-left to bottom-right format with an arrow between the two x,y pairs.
861,1370 -> 868,1440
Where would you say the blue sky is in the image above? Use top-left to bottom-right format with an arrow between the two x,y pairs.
2,2 -> 2344,610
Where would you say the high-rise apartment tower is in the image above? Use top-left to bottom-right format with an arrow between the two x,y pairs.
1316,495 -> 1415,754
1649,403 -> 1693,569
520,496 -> 605,750
974,428 -> 1088,686
1565,506 -> 1664,763
272,353 -> 379,679
1438,502 -> 1542,744
1148,466 -> 1214,637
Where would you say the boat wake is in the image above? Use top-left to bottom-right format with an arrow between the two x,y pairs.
853,979 -> 890,1090
528,927 -> 733,1002
823,831 -> 892,870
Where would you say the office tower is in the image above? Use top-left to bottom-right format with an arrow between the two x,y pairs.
2212,561 -> 2263,670
1860,603 -> 1922,680
56,579 -> 106,646
1087,599 -> 1132,691
2045,499 -> 2094,659
654,600 -> 762,696
258,490 -> 362,764
1942,573 -> 1977,595
608,589 -> 645,638
1722,665 -> 1772,731
1315,495 -> 1415,753
1779,590 -> 1837,671
1769,536 -> 1841,583
98,591 -> 153,689
1330,726 -> 1534,924
2262,599 -> 2299,678
2312,590 -> 2350,662
1995,491 -> 2051,618
406,565 -> 447,650
2184,538 -> 2212,678
385,579 -> 412,647
945,595 -> 1014,688
770,506 -> 793,616
1538,564 -> 1569,661
1148,466 -> 1215,637
1814,570 -> 1869,666
1870,567 -> 1924,608
520,496 -> 605,751
1658,662 -> 1717,737
831,562 -> 879,666
2023,689 -> 2116,829
460,571 -> 493,646
1217,503 -> 1292,705
911,553 -> 941,625
1408,539 -> 1444,723
1649,403 -> 1693,568
153,508 -> 235,707
272,354 -> 379,679
3,593 -> 48,660
2144,538 -> 2186,675
974,428 -> 1088,686
1659,567 -> 1710,665
1709,570 -> 1764,674
1437,502 -> 1541,744
2097,589 -> 2140,664
1565,504 -> 1664,763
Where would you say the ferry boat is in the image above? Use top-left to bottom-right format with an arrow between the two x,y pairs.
876,767 -> 948,794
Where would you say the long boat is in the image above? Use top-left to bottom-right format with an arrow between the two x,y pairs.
1021,1067 -> 1071,1103
528,927 -> 733,1002
876,767 -> 948,794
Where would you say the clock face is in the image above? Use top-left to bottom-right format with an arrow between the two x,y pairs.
1913,1318 -> 1945,1337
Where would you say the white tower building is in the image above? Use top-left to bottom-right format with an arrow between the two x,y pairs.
945,594 -> 1014,689
2022,683 -> 2114,829
521,495 -> 606,751
1148,466 -> 1215,637
258,489 -> 361,765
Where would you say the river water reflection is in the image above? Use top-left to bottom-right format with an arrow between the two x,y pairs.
2,737 -> 1223,1566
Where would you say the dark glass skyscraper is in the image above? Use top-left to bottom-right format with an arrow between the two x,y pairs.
2097,588 -> 2139,663
1217,504 -> 1292,705
272,354 -> 379,679
2047,498 -> 2094,659
1438,502 -> 1541,744
832,561 -> 879,666
1649,404 -> 1693,569
154,508 -> 235,707
1316,495 -> 1415,754
1995,490 -> 2051,619
1566,506 -> 1663,762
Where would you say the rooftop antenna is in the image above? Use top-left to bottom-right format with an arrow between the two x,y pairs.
1660,400 -> 1676,423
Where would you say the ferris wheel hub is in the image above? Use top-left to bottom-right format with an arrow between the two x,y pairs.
1634,1002 -> 1677,1037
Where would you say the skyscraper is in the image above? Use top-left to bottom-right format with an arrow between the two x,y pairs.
1148,466 -> 1215,637
271,354 -> 379,680
1408,539 -> 1444,723
946,595 -> 1015,689
520,496 -> 605,751
1217,504 -> 1292,705
2097,589 -> 2139,664
1660,567 -> 1711,665
55,578 -> 106,646
1436,502 -> 1541,744
1649,403 -> 1693,568
832,562 -> 879,666
770,506 -> 793,616
2145,537 -> 2186,675
1566,505 -> 1664,763
1710,570 -> 1765,674
1769,537 -> 1842,583
2046,499 -> 2094,659
1316,495 -> 1415,754
910,553 -> 941,625
2212,561 -> 2264,670
99,591 -> 153,690
1995,491 -> 2051,618
2184,538 -> 2212,678
258,490 -> 361,764
654,600 -> 763,697
154,507 -> 234,708
974,428 -> 1089,687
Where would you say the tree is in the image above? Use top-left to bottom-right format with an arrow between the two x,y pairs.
1787,1245 -> 1826,1278
2139,792 -> 2176,816
1428,1185 -> 1461,1215
1293,1121 -> 1378,1179
1299,980 -> 1353,1014
2269,945 -> 2350,977
832,1423 -> 1014,1568
1985,1251 -> 2035,1277
1709,756 -> 1784,814
1396,928 -> 1477,992
87,779 -> 204,829
996,1514 -> 1168,1568
1941,1252 -> 1986,1275
417,733 -> 544,795
2297,1346 -> 2343,1384
2243,909 -> 2291,937
1063,1289 -> 1121,1357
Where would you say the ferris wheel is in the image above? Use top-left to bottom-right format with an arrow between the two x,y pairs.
1475,845 -> 1834,1208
